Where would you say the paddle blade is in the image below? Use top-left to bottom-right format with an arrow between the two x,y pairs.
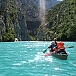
43,49 -> 47,53
68,46 -> 74,48
44,52 -> 52,56
66,46 -> 74,48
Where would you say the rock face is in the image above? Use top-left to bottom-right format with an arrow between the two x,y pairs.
18,0 -> 41,37
0,0 -> 31,41
0,17 -> 6,41
0,0 -> 61,41
0,0 -> 7,41
17,12 -> 30,41
33,0 -> 60,11
0,0 -> 7,12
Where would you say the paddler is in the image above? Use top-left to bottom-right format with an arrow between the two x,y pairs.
56,41 -> 66,54
48,38 -> 58,52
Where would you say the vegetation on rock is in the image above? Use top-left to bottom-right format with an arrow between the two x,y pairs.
45,0 -> 76,41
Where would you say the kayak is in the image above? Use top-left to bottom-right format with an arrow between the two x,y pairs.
44,51 -> 68,60
51,52 -> 68,60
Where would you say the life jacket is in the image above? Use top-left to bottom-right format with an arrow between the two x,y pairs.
57,41 -> 65,50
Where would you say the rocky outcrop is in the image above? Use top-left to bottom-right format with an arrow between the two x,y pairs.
18,0 -> 41,38
17,12 -> 31,41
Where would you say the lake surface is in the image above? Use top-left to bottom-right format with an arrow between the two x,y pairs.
0,41 -> 76,76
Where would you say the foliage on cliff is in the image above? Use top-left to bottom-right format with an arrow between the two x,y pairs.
45,0 -> 76,41
0,0 -> 39,41
0,0 -> 19,41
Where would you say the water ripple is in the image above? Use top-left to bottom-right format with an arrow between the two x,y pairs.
0,42 -> 76,76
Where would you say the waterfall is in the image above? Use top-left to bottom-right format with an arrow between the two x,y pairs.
37,0 -> 46,40
39,0 -> 46,34
39,0 -> 46,22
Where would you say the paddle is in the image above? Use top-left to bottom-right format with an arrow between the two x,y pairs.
44,52 -> 52,56
43,48 -> 48,53
66,46 -> 74,48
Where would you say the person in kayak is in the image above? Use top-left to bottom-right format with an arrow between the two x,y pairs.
56,41 -> 67,54
48,38 -> 58,52
48,41 -> 55,52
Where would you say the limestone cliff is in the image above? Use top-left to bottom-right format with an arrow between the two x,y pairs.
0,0 -> 31,41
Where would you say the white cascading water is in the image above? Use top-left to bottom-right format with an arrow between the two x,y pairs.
39,0 -> 46,23
39,0 -> 46,29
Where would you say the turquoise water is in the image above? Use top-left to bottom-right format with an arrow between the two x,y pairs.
0,41 -> 76,76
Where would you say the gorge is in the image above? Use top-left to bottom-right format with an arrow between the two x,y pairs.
0,0 -> 63,41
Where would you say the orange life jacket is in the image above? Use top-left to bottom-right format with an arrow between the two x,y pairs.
57,41 -> 65,50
